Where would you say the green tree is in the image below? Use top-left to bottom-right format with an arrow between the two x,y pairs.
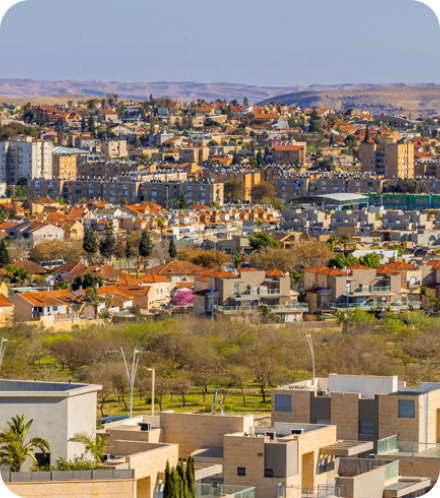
68,433 -> 107,464
81,117 -> 86,133
249,232 -> 281,251
309,108 -> 321,133
358,253 -> 381,268
224,179 -> 245,202
139,230 -> 153,269
0,413 -> 51,472
125,239 -> 135,260
364,124 -> 370,142
168,238 -> 177,259
179,193 -> 188,209
54,280 -> 70,290
243,96 -> 249,106
345,134 -> 357,148
83,228 -> 98,265
186,455 -> 196,498
82,287 -> 111,319
0,239 -> 10,266
99,222 -> 116,261
327,253 -> 359,269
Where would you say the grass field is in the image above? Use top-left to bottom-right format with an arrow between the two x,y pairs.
35,355 -> 274,420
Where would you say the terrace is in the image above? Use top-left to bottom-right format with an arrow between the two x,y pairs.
377,435 -> 440,459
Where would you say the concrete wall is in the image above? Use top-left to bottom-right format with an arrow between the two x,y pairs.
330,392 -> 360,440
328,375 -> 398,399
336,466 -> 385,498
5,479 -> 136,498
160,413 -> 253,458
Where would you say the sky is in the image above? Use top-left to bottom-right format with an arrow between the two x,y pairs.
0,0 -> 439,87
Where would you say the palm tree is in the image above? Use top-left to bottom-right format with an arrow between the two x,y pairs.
156,217 -> 165,235
338,234 -> 351,253
232,252 -> 246,270
68,433 -> 107,464
82,287 -> 111,319
0,414 -> 50,472
327,234 -> 338,251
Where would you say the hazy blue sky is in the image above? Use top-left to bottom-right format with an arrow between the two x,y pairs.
0,0 -> 439,86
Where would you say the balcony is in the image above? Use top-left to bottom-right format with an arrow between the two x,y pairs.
196,484 -> 254,498
377,435 -> 440,459
349,286 -> 391,295
214,304 -> 308,312
323,301 -> 421,310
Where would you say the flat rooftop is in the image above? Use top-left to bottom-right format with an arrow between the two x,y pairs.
0,379 -> 101,397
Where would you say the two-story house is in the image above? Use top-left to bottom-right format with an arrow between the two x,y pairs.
193,268 -> 307,322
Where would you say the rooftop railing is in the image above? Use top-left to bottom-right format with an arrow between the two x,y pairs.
196,484 -> 255,498
1,469 -> 134,483
377,435 -> 440,458
323,301 -> 420,309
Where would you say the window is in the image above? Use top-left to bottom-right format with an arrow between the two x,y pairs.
318,458 -> 326,474
265,469 -> 273,478
35,452 -> 50,467
359,422 -> 375,435
399,400 -> 415,418
275,394 -> 291,412
237,467 -> 246,476
53,306 -> 58,312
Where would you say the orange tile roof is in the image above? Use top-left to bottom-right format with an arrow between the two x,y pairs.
304,265 -> 348,276
383,262 -> 418,270
144,261 -> 204,275
13,260 -> 48,274
265,269 -> 286,277
376,267 -> 400,275
347,264 -> 372,270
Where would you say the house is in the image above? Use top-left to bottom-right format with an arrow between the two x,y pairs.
0,380 -> 101,471
77,286 -> 134,316
6,221 -> 66,245
193,268 -> 308,322
9,289 -> 83,323
143,261 -> 204,290
12,260 -> 49,275
98,109 -> 118,122
0,293 -> 14,325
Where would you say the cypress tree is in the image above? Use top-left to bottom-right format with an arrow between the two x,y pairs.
364,124 -> 370,142
164,461 -> 171,498
243,96 -> 249,106
139,230 -> 153,259
83,227 -> 98,265
81,116 -> 86,133
186,456 -> 196,498
0,239 -> 11,267
125,239 -> 135,260
99,222 -> 116,261
168,238 -> 177,259
177,458 -> 188,498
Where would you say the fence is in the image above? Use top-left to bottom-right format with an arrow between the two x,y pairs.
196,483 -> 255,498
1,469 -> 134,483
285,483 -> 346,498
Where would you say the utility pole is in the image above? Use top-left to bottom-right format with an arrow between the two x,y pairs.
112,348 -> 148,417
299,333 -> 315,380
146,368 -> 155,416
0,338 -> 15,372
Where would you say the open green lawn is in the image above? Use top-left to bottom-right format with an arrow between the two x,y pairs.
35,355 -> 273,419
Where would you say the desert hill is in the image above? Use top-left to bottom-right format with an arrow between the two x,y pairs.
258,84 -> 440,117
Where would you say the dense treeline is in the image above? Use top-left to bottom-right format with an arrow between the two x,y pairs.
1,312 -> 440,416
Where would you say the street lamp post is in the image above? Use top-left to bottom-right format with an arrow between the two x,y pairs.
346,281 -> 351,335
299,333 -> 315,380
146,368 -> 155,417
113,348 -> 148,418
0,338 -> 15,372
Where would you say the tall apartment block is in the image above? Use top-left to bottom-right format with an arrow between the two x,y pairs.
360,135 -> 414,179
0,136 -> 53,183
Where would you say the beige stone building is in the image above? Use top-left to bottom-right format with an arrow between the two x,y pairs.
52,153 -> 77,180
360,135 -> 414,179
102,140 -> 128,160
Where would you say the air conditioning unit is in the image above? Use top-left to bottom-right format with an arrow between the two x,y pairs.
138,422 -> 151,431
265,431 -> 277,441
290,429 -> 304,435
317,389 -> 329,397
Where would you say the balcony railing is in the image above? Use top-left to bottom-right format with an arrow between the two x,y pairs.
54,312 -> 80,321
350,286 -> 390,294
377,435 -> 440,459
237,289 -> 280,296
0,469 -> 135,483
323,301 -> 421,309
214,304 -> 308,312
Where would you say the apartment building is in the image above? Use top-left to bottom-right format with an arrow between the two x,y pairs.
304,264 -> 420,311
360,136 -> 414,179
204,233 -> 252,254
272,144 -> 306,166
193,267 -> 308,322
52,152 -> 77,180
272,374 -> 440,445
178,146 -> 209,164
101,140 -> 128,160
77,160 -> 149,178
382,210 -> 433,231
28,178 -> 143,205
0,136 -> 53,183
280,209 -> 332,235
330,209 -> 382,235
209,171 -> 261,201
140,181 -> 223,208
